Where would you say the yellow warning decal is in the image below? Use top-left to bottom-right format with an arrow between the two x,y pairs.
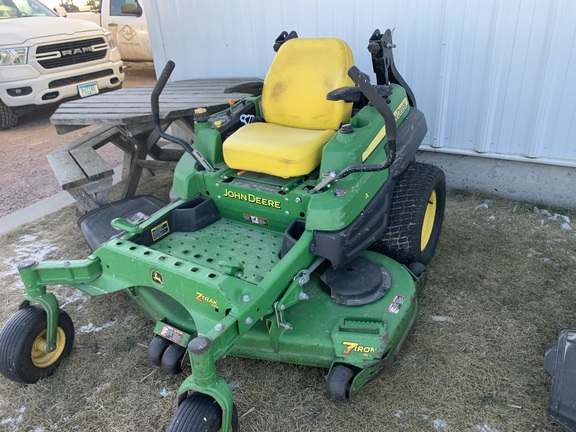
151,221 -> 170,241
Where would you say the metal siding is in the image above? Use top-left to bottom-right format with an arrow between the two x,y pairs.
143,0 -> 576,166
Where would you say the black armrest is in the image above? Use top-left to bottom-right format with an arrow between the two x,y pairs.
224,81 -> 264,95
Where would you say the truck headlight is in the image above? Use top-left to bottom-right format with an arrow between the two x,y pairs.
0,48 -> 28,65
104,32 -> 117,50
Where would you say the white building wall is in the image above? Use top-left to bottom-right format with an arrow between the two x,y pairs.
143,0 -> 576,169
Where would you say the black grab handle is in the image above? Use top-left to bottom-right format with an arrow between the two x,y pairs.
151,60 -> 175,124
149,61 -> 214,172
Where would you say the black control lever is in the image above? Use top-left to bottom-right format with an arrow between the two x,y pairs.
151,61 -> 214,172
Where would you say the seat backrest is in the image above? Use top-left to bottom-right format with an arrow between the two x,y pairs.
262,37 -> 355,131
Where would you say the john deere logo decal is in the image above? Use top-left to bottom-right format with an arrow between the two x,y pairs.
151,270 -> 164,286
223,189 -> 281,209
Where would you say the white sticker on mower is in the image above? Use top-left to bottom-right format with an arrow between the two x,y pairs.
387,295 -> 405,314
160,324 -> 184,344
240,114 -> 255,124
243,213 -> 269,226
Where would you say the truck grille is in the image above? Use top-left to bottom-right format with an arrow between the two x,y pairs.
36,37 -> 108,69
49,69 -> 115,89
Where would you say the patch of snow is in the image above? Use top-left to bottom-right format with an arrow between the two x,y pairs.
0,406 -> 25,429
1,234 -> 59,290
534,207 -> 572,230
433,418 -> 448,430
79,321 -> 116,333
475,200 -> 492,210
60,290 -> 88,309
394,409 -> 448,430
432,315 -> 454,322
160,388 -> 172,397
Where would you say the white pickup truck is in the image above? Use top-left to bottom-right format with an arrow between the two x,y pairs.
59,0 -> 152,62
0,0 -> 124,130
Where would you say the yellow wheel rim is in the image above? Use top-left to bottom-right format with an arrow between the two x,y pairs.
421,189 -> 437,251
31,327 -> 66,368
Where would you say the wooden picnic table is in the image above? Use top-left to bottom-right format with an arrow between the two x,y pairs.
49,78 -> 251,211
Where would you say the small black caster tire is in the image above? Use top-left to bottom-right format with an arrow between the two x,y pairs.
161,343 -> 186,374
409,262 -> 427,278
327,364 -> 356,402
0,306 -> 74,384
167,392 -> 239,432
147,336 -> 171,367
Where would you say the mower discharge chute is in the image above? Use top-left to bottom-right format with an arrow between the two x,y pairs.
0,29 -> 446,431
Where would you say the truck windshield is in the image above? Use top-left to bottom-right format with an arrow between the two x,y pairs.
0,0 -> 57,19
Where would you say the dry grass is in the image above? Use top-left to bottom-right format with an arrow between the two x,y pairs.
0,174 -> 574,431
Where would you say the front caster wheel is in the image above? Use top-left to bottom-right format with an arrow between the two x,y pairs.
161,343 -> 186,374
326,364 -> 356,402
147,335 -> 171,367
0,306 -> 74,384
167,393 -> 239,432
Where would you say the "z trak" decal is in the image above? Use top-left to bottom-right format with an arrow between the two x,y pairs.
195,292 -> 219,309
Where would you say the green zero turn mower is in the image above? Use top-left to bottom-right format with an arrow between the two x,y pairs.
0,29 -> 446,431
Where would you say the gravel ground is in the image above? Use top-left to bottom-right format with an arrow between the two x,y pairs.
0,65 -> 157,218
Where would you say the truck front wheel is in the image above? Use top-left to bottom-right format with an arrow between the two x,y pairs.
0,99 -> 18,130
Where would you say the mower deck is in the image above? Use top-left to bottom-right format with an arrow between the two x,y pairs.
230,251 -> 419,369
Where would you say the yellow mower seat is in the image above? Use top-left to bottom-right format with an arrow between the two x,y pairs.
223,37 -> 355,178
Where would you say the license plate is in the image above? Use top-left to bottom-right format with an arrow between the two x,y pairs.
78,81 -> 99,98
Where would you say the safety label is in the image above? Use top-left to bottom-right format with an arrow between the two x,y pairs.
243,213 -> 269,226
159,324 -> 184,345
151,221 -> 170,241
387,295 -> 405,314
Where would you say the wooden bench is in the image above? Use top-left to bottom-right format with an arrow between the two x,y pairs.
47,126 -> 119,214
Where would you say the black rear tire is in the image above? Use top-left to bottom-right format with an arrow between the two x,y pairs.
0,306 -> 74,384
370,162 -> 446,265
167,392 -> 239,432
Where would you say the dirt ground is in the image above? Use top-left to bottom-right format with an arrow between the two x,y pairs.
0,65 -> 157,218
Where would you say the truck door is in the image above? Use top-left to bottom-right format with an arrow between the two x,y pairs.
100,0 -> 152,61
